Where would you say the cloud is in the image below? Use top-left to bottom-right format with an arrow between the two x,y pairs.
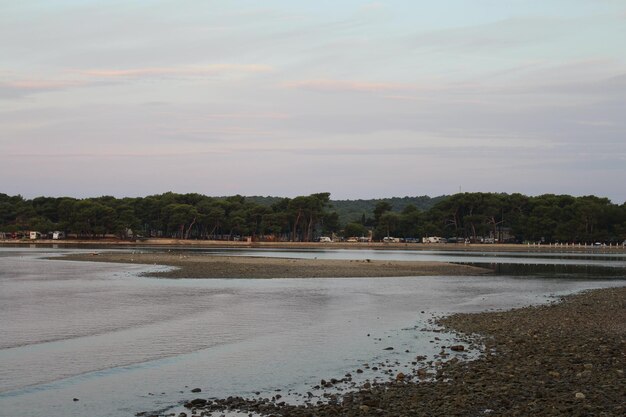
0,63 -> 273,99
0,79 -> 85,98
200,112 -> 290,120
283,79 -> 415,93
408,17 -> 572,52
80,64 -> 273,79
382,95 -> 422,101
1,150 -> 226,158
361,2 -> 385,11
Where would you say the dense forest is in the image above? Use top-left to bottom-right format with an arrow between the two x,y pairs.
1,192 -> 625,244
245,195 -> 448,225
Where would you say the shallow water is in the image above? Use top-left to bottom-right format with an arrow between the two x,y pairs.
0,247 -> 624,417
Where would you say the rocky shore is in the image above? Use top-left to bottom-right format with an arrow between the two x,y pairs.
58,252 -> 490,278
151,286 -> 625,417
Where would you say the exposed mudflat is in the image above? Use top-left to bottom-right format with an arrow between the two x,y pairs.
58,252 -> 490,278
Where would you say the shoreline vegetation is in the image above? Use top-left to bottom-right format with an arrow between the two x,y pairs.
164,286 -> 625,417
2,192 -> 626,247
57,252 -> 491,278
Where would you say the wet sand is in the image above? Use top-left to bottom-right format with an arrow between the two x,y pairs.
58,252 -> 490,278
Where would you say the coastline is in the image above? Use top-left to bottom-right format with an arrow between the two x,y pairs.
41,248 -> 626,415
173,286 -> 626,416
57,252 -> 490,278
5,238 -> 626,253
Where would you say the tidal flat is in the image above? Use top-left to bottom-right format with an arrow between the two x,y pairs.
179,286 -> 625,417
1,247 -> 624,417
59,251 -> 490,278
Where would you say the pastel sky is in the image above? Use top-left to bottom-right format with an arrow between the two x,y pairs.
2,1 -> 625,202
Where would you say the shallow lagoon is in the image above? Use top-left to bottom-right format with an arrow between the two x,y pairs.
0,247 -> 624,417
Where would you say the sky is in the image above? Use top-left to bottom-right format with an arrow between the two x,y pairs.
1,0 -> 625,203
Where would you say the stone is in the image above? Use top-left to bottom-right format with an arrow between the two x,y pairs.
575,392 -> 586,399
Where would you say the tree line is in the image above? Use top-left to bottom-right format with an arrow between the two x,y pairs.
0,192 -> 625,243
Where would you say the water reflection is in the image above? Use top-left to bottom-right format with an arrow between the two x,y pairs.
471,262 -> 626,278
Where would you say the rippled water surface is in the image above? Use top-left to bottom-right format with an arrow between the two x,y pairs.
0,246 -> 624,417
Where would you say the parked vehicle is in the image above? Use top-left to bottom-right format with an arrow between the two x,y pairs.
422,236 -> 446,243
318,236 -> 332,243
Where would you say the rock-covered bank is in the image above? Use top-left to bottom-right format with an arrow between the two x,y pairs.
156,286 -> 625,417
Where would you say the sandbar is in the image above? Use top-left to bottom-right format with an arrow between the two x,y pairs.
58,252 -> 490,278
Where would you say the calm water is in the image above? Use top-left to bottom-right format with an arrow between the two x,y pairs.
0,247 -> 624,417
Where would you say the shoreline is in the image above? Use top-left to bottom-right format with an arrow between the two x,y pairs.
5,238 -> 626,253
170,286 -> 626,416
44,248 -> 626,415
57,252 -> 491,278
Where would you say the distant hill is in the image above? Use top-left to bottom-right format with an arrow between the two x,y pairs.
244,195 -> 450,225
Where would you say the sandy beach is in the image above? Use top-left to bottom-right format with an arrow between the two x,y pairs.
59,252 -> 490,278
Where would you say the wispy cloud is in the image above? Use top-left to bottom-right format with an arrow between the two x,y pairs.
361,2 -> 385,12
0,79 -> 85,98
283,79 -> 415,93
80,64 -> 273,79
382,95 -> 422,101
408,17 -> 571,52
201,112 -> 290,120
0,64 -> 274,99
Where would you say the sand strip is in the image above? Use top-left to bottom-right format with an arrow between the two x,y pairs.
58,252 -> 490,278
